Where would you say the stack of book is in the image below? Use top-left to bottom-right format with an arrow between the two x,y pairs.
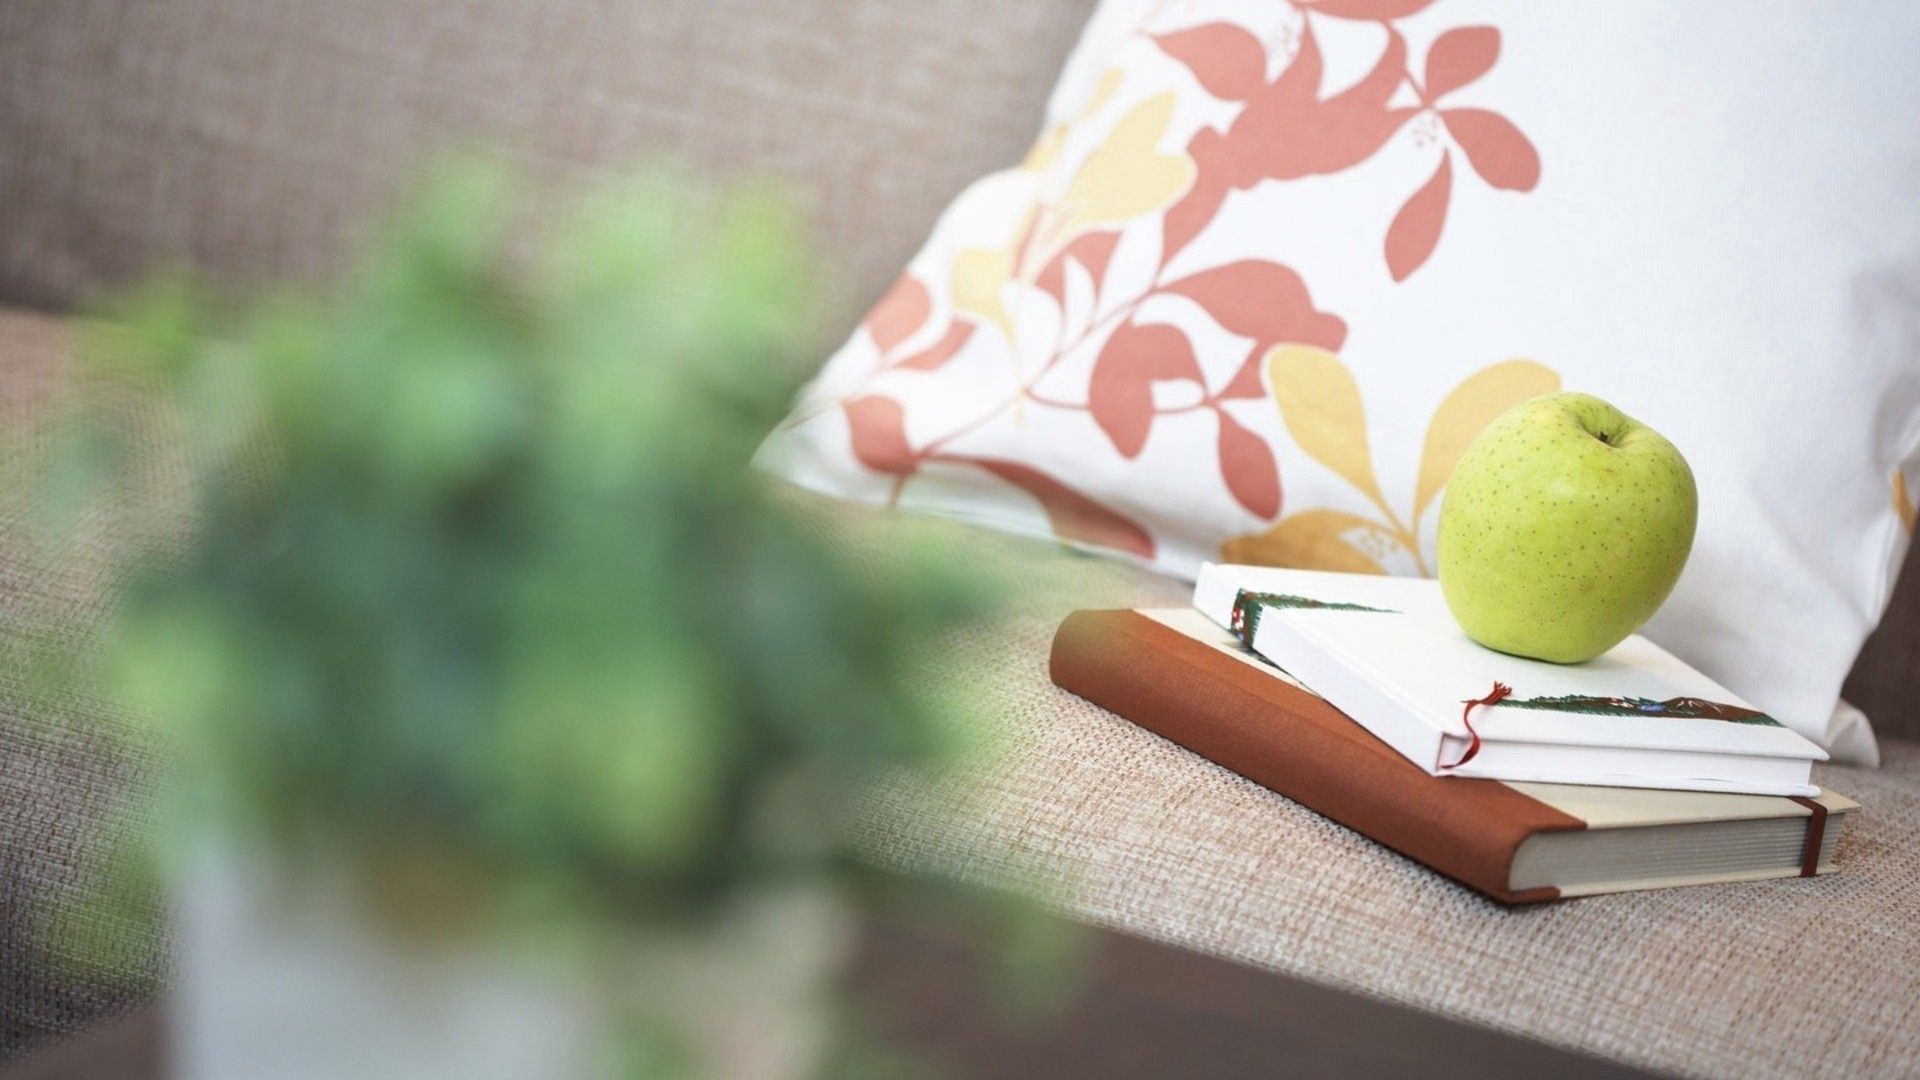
1051,565 -> 1856,903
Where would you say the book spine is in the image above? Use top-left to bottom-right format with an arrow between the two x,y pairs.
1049,610 -> 1580,904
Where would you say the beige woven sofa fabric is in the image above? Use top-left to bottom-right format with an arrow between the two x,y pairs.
0,311 -> 169,1055
4,0 -> 1920,1071
818,507 -> 1920,1080
0,0 -> 1092,322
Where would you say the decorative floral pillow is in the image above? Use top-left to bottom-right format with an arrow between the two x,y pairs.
759,0 -> 1920,762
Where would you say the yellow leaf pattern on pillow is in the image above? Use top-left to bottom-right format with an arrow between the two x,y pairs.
1060,93 -> 1196,238
1896,470 -> 1915,533
1220,508 -> 1393,574
1024,68 -> 1125,176
1226,354 -> 1561,575
1265,344 -> 1385,506
958,81 -> 1195,347
951,244 -> 1017,338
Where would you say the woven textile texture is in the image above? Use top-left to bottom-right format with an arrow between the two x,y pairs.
789,491 -> 1920,1078
4,317 -> 1920,1074
0,0 -> 1093,335
832,535 -> 1920,1079
0,310 -> 171,1059
4,0 -> 1920,1069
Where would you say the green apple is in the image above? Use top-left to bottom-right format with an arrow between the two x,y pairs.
1436,392 -> 1697,663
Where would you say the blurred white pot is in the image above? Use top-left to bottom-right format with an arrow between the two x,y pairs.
172,843 -> 855,1080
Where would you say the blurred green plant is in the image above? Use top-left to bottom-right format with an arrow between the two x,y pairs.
31,160 -> 1011,959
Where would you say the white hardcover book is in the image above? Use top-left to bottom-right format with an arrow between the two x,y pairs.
1193,565 -> 1826,796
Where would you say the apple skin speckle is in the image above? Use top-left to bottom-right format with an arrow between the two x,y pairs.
1435,391 -> 1698,664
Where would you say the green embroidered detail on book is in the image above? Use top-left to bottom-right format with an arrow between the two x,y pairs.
1229,589 -> 1399,647
1494,693 -> 1783,727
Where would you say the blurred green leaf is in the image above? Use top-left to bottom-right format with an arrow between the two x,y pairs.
32,157 -> 1000,928
21,158 -> 1076,1073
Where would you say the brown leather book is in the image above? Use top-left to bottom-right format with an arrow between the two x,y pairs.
1050,608 -> 1854,904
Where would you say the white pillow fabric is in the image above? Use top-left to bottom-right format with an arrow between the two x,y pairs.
760,0 -> 1920,762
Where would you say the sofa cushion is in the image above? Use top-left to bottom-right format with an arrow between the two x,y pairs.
0,0 -> 1094,334
5,0 -> 1920,1062
4,295 -> 1919,1075
0,310 -> 164,1059
818,503 -> 1920,1077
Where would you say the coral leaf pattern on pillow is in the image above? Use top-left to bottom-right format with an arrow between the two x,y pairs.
766,0 -> 1538,571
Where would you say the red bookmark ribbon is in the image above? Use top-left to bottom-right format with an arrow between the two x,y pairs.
1787,796 -> 1829,877
1442,681 -> 1511,770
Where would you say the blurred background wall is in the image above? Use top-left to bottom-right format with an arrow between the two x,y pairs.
0,0 -> 1093,340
